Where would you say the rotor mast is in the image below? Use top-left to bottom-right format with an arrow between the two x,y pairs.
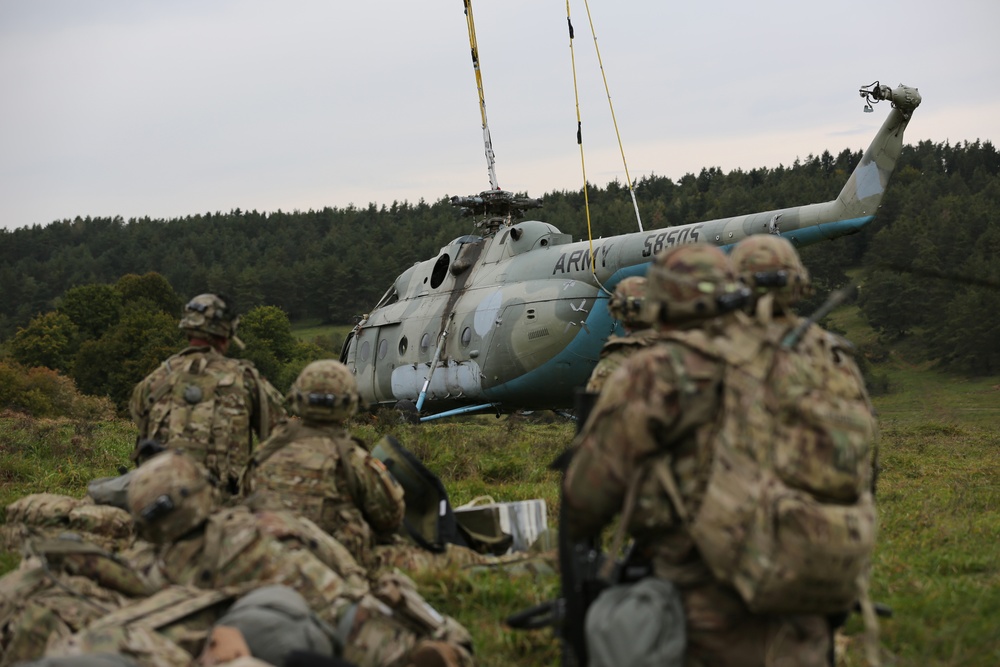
463,0 -> 500,191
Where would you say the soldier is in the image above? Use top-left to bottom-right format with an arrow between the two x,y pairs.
729,232 -> 813,321
38,584 -> 346,667
126,450 -> 473,667
0,536 -> 157,665
730,232 -> 882,665
129,293 -> 286,494
585,276 -> 659,393
241,360 -> 405,569
563,242 -> 879,667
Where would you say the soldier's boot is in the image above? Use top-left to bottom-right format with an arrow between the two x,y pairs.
404,640 -> 462,667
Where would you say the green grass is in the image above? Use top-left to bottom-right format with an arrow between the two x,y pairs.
0,414 -> 134,509
2,346 -> 999,665
290,320 -> 353,343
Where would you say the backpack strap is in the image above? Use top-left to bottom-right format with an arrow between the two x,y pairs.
333,435 -> 364,502
598,464 -> 647,581
245,364 -> 272,444
200,515 -> 226,586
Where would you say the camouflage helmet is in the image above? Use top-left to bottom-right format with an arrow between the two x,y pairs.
607,277 -> 648,329
730,234 -> 812,309
644,243 -> 748,325
287,360 -> 359,423
179,293 -> 240,342
127,450 -> 215,544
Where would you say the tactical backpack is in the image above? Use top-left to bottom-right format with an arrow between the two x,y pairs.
659,318 -> 878,615
142,350 -> 263,489
243,421 -> 384,566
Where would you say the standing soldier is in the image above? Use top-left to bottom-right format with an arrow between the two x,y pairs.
241,359 -> 405,568
563,242 -> 879,666
729,232 -> 813,321
129,293 -> 286,494
585,276 -> 658,393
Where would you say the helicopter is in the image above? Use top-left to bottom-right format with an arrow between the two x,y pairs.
340,79 -> 921,422
339,5 -> 922,421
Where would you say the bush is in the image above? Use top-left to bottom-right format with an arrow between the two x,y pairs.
0,360 -> 115,420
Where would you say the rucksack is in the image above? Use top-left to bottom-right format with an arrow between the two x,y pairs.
144,350 -> 258,487
660,317 -> 877,614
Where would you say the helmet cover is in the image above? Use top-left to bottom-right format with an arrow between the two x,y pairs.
127,450 -> 214,543
179,293 -> 240,341
286,360 -> 359,423
607,277 -> 649,329
730,234 -> 812,309
644,243 -> 747,324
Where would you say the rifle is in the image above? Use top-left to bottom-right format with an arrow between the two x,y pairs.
505,388 -> 612,667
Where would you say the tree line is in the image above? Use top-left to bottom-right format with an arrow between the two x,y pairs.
0,272 -> 335,415
1,139 -> 998,410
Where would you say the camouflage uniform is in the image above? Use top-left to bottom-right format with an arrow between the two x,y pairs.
564,243 -> 837,667
243,419 -> 405,568
586,276 -> 656,393
128,450 -> 473,667
585,328 -> 662,393
44,585 -> 245,667
0,539 -> 156,666
0,493 -> 135,556
242,361 -> 404,568
128,294 -> 286,493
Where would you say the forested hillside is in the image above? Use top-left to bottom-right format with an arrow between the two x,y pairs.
2,139 -> 998,376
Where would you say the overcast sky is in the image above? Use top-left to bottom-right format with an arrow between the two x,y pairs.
1,0 -> 998,232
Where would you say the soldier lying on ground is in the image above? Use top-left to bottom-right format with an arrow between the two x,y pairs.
127,449 -> 474,667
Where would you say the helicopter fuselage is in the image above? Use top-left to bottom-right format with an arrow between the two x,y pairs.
342,83 -> 921,416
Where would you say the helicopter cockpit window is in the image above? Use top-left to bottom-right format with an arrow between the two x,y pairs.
359,340 -> 371,363
378,338 -> 388,360
431,254 -> 450,289
461,327 -> 472,347
420,333 -> 431,355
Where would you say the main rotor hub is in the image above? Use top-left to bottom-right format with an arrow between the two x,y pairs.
451,189 -> 542,234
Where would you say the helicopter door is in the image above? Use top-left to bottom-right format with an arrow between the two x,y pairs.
352,325 -> 381,406
370,323 -> 402,403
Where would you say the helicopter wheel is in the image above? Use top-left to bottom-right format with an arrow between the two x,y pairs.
394,400 -> 421,425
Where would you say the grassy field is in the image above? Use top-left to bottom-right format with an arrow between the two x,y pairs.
290,320 -> 353,346
2,321 -> 999,665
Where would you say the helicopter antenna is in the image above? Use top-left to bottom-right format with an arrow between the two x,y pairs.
463,0 -> 500,191
580,0 -> 643,234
